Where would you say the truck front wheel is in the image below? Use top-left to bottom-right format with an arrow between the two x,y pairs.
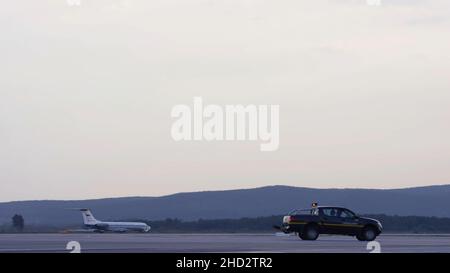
356,233 -> 366,241
360,226 -> 377,241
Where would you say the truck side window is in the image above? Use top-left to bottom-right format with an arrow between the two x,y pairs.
339,209 -> 355,219
321,208 -> 338,217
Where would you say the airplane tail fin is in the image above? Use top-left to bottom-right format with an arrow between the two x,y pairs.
79,209 -> 98,225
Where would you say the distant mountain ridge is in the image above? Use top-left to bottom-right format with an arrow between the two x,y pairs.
1,184 -> 450,226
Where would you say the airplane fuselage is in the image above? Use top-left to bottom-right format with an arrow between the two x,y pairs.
78,208 -> 151,233
86,221 -> 151,233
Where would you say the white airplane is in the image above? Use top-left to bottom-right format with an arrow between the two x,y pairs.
78,209 -> 151,233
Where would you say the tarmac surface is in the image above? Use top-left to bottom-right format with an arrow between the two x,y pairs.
0,233 -> 449,253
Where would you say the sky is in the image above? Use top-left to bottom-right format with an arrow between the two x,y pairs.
1,0 -> 450,201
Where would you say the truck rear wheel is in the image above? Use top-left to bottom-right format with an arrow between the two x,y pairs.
300,225 -> 319,240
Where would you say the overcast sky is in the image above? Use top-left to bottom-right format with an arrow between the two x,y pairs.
1,0 -> 449,201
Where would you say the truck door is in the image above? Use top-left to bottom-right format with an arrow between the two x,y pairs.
319,208 -> 344,234
337,209 -> 361,235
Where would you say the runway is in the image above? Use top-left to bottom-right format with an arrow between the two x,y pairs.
0,233 -> 449,253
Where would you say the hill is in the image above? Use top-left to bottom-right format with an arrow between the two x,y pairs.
1,184 -> 450,226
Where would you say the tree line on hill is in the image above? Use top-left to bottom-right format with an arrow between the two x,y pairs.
1,214 -> 450,233
139,214 -> 450,233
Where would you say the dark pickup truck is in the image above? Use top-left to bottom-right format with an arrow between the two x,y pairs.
278,206 -> 382,241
